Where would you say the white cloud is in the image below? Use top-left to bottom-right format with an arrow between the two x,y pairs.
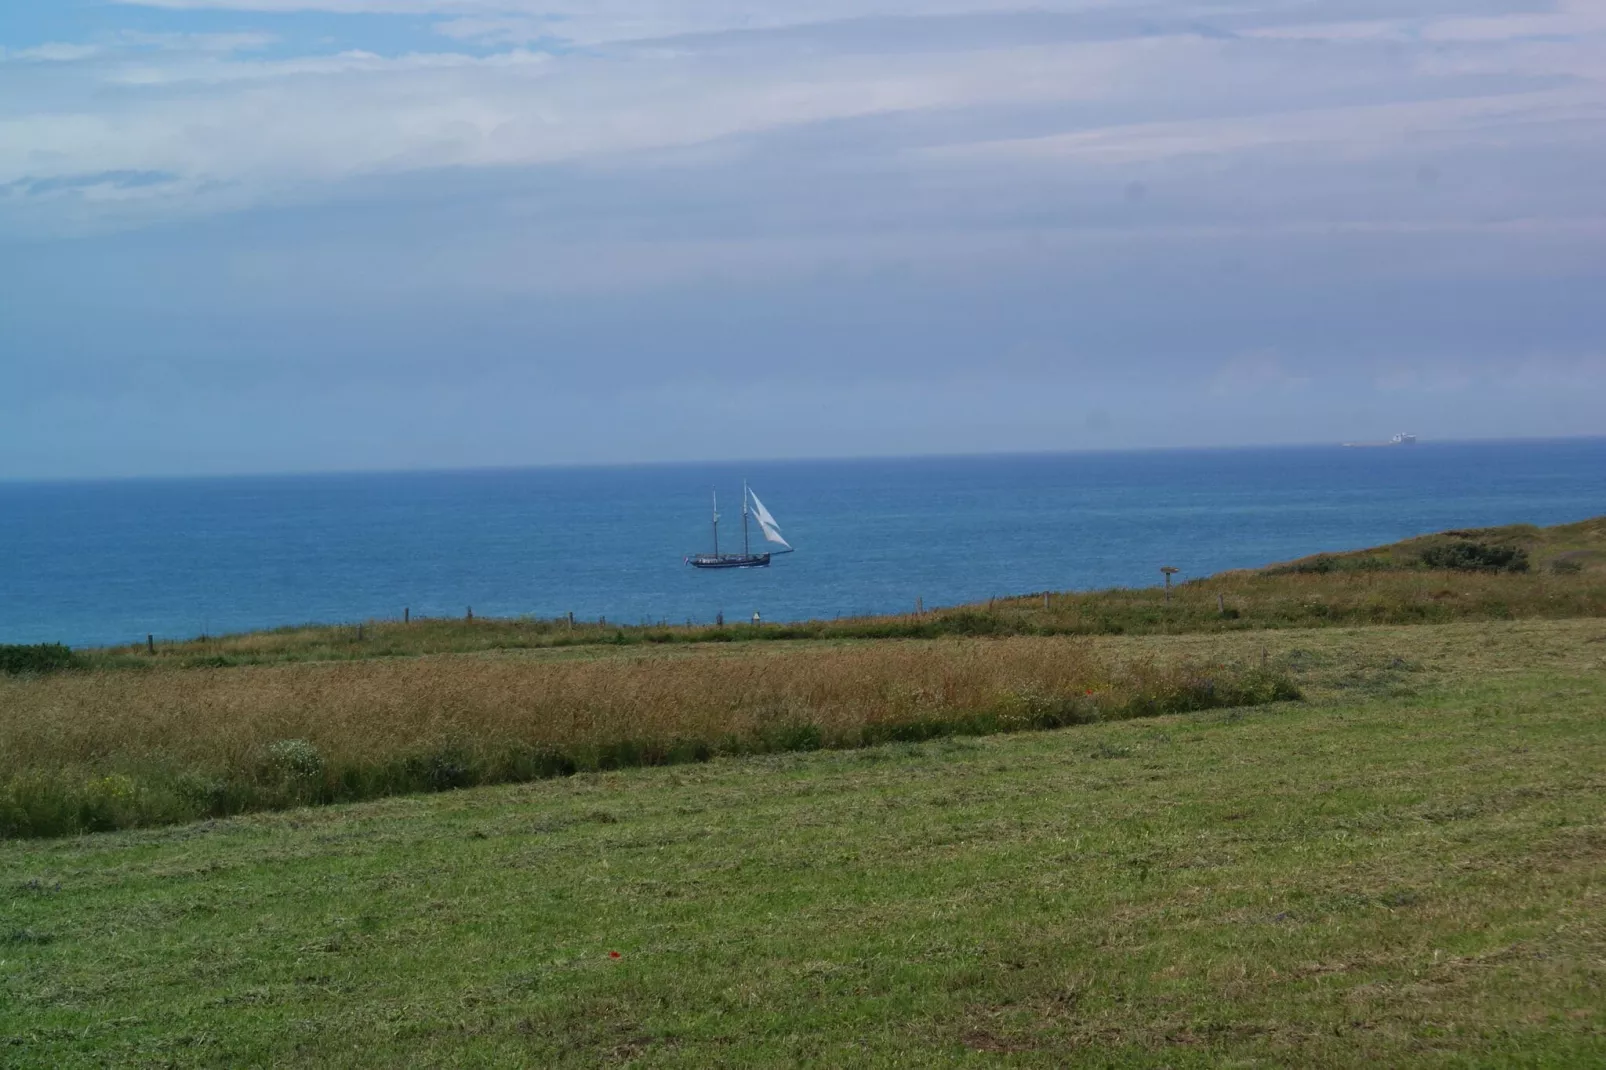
0,39 -> 1134,207
1422,4 -> 1606,43
116,30 -> 280,52
2,42 -> 105,63
0,30 -> 275,65
0,0 -> 1600,247
920,86 -> 1606,167
112,1 -> 1122,38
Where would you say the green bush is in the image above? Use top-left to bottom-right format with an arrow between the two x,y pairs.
0,644 -> 80,675
1418,542 -> 1529,573
263,739 -> 325,784
1266,555 -> 1394,575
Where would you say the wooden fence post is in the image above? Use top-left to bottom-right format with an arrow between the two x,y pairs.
147,634 -> 155,655
404,607 -> 410,624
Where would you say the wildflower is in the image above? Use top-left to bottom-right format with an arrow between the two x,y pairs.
609,951 -> 621,959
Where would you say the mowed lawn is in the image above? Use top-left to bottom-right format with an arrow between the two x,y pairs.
3,621 -> 1604,1067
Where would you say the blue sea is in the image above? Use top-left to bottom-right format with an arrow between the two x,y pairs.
2,440 -> 1603,649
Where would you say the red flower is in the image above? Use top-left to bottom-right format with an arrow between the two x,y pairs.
609,951 -> 621,959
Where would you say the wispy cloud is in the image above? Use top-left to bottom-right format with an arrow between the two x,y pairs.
0,170 -> 180,197
5,0 -> 1601,241
1,42 -> 105,63
117,30 -> 280,52
1,30 -> 275,64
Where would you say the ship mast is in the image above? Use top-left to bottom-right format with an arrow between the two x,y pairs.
711,489 -> 719,556
742,481 -> 751,557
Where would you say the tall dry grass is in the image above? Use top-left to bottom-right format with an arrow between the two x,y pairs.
1,638 -> 1293,838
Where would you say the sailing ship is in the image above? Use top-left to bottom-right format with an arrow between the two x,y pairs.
686,483 -> 793,569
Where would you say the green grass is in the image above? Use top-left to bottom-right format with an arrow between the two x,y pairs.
71,516 -> 1606,669
1265,516 -> 1606,574
2,619 -> 1603,1066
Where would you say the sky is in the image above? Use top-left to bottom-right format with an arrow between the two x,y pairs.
2,0 -> 1603,479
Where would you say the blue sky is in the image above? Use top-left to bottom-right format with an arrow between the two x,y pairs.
2,0 -> 1603,478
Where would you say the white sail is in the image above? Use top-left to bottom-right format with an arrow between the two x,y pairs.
757,516 -> 791,549
747,488 -> 791,549
748,488 -> 779,528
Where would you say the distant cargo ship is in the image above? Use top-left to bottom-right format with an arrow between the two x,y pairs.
1343,433 -> 1418,448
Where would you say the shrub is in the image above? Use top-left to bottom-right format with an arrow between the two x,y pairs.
263,739 -> 325,784
406,745 -> 473,790
0,644 -> 80,676
1418,542 -> 1529,573
1266,555 -> 1394,576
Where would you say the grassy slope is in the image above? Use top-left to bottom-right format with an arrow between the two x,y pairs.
1266,515 -> 1606,572
4,619 -> 1603,1067
79,516 -> 1606,668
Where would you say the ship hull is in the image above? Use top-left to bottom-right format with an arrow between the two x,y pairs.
687,552 -> 771,569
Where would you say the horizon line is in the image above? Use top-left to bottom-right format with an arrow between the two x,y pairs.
3,434 -> 1604,488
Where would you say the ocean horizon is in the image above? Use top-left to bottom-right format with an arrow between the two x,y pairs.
4,437 -> 1604,649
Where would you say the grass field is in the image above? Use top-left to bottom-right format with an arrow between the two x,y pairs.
2,619 -> 1603,1066
0,638 -> 1292,837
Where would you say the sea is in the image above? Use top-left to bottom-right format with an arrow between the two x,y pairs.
2,439 -> 1603,650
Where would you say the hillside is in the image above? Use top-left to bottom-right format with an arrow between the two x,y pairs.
1261,516 -> 1606,575
3,620 -> 1602,1066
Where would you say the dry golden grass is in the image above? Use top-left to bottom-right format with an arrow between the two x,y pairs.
0,637 -> 1286,836
4,640 -> 1163,769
